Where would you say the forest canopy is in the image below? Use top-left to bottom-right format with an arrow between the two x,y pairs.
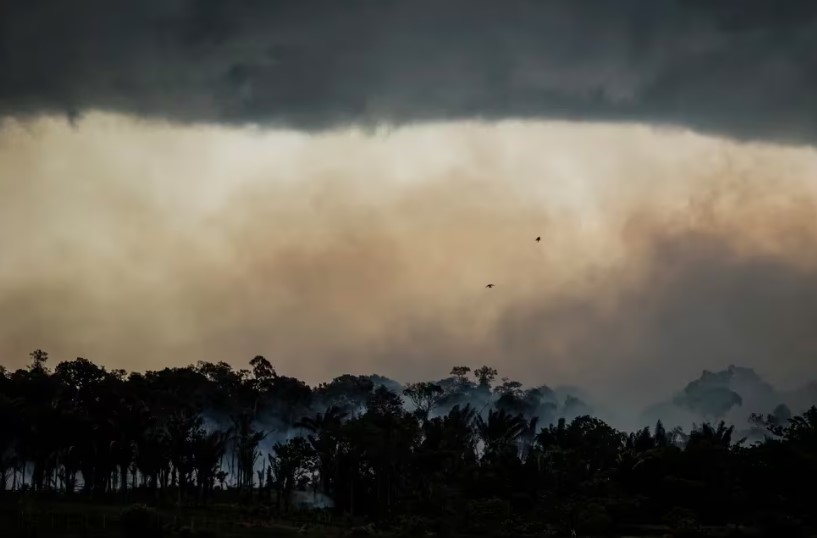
1,351 -> 816,536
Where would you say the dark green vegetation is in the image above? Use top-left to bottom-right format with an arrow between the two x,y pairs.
1,351 -> 816,537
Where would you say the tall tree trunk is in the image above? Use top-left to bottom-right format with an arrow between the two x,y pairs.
82,469 -> 93,496
119,464 -> 127,499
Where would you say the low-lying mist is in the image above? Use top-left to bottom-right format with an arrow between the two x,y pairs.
2,112 -> 817,420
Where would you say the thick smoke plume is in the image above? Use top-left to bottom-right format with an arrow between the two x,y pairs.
1,113 -> 817,417
2,0 -> 817,144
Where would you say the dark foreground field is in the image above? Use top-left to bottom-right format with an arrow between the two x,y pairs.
0,495 -> 813,538
2,496 -> 336,538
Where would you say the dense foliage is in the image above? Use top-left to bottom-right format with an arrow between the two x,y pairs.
1,350 -> 816,536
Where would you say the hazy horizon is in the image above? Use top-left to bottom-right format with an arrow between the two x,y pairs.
3,112 -> 817,416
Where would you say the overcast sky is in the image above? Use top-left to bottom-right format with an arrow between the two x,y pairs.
3,0 -> 817,142
1,1 -> 817,411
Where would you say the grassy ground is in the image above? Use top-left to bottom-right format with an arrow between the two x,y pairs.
0,496 -> 344,538
0,496 -> 795,538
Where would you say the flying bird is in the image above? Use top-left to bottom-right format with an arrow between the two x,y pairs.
486,283 -> 495,288
535,236 -> 541,242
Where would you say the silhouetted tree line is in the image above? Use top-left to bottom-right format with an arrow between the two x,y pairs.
1,350 -> 816,536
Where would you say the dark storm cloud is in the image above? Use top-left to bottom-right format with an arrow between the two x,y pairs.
2,0 -> 817,142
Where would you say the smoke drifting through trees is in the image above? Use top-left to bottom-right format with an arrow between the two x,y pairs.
2,352 -> 817,535
2,114 -> 817,419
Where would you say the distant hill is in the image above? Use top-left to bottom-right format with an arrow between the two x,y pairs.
641,365 -> 817,432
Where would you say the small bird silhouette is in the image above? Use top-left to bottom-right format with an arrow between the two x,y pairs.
535,236 -> 541,242
486,283 -> 495,288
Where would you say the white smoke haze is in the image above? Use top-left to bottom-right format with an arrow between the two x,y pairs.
2,112 -> 817,423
